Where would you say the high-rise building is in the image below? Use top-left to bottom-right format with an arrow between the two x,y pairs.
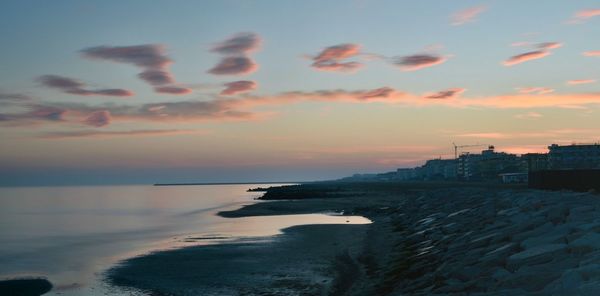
548,144 -> 600,169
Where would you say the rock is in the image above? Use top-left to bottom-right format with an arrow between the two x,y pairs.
507,244 -> 567,271
479,243 -> 519,267
569,232 -> 600,254
491,268 -> 512,282
520,232 -> 566,250
546,206 -> 570,225
0,278 -> 53,296
544,264 -> 600,295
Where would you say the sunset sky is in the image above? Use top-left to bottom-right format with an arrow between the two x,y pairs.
2,0 -> 600,185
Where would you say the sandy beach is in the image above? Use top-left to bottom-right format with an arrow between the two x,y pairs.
107,182 -> 600,295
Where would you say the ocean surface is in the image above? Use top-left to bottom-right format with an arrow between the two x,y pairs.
0,184 -> 370,295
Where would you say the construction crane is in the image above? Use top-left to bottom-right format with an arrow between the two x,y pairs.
452,143 -> 489,159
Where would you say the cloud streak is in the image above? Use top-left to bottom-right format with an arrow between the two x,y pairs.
310,44 -> 363,72
583,51 -> 600,57
208,56 -> 258,75
571,9 -> 600,23
154,86 -> 193,95
0,92 -> 32,102
451,6 -> 486,26
424,88 -> 465,99
517,87 -> 554,95
39,129 -> 201,139
503,50 -> 550,66
567,79 -> 596,85
7,86 -> 600,129
38,75 -> 133,97
211,32 -> 261,55
503,42 -> 561,66
83,110 -> 111,127
221,81 -> 257,95
393,54 -> 447,71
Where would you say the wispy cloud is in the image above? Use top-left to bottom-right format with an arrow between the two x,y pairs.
567,79 -> 596,85
38,75 -> 133,97
583,50 -> 600,57
503,50 -> 550,66
451,6 -> 486,26
0,92 -> 32,102
503,42 -> 561,66
83,110 -> 111,127
310,44 -> 363,72
39,129 -> 202,139
7,86 -> 600,129
514,112 -> 543,119
424,88 -> 466,99
570,9 -> 600,23
516,87 -> 554,95
154,86 -> 193,95
81,44 -> 189,95
221,81 -> 257,95
393,54 -> 447,71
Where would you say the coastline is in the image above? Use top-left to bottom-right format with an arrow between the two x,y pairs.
107,181 -> 600,295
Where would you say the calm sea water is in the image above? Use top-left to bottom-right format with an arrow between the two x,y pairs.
0,184 -> 370,295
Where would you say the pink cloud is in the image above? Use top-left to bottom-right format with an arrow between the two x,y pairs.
154,86 -> 193,95
567,79 -> 596,85
517,87 -> 554,95
221,81 -> 257,96
81,44 -> 171,68
311,44 -> 363,72
514,112 -> 543,119
451,6 -> 486,26
83,110 -> 111,127
208,32 -> 261,77
208,56 -> 258,75
503,41 -> 562,66
39,129 -> 202,139
503,50 -> 550,66
574,9 -> 600,21
138,70 -> 174,86
211,32 -> 261,55
424,88 -> 466,99
537,42 -> 562,50
38,75 -> 133,97
583,51 -> 600,57
394,54 -> 447,71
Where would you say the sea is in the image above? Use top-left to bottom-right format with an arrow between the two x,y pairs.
0,184 -> 370,295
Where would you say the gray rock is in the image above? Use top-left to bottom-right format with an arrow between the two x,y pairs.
570,232 -> 600,254
507,244 -> 567,271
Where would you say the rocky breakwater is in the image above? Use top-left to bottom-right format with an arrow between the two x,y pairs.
366,187 -> 600,295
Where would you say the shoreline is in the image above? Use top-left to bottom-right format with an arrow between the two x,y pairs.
107,181 -> 600,295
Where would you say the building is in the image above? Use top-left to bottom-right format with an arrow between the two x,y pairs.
457,152 -> 482,181
458,146 -> 524,181
548,143 -> 600,169
521,153 -> 548,172
421,158 -> 457,180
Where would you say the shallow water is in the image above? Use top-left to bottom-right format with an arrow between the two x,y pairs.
0,184 -> 370,295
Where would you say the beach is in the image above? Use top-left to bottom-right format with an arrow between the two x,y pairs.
106,182 -> 600,295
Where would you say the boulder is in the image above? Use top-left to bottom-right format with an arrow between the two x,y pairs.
507,244 -> 567,271
569,232 -> 600,254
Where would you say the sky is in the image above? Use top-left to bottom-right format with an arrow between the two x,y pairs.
1,0 -> 600,186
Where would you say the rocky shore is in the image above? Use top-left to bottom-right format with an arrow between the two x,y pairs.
108,182 -> 600,295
